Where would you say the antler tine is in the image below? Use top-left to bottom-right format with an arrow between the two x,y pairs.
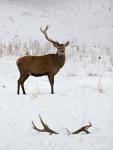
40,25 -> 49,33
32,114 -> 59,135
88,122 -> 92,127
32,120 -> 44,132
71,122 -> 92,134
39,114 -> 48,129
45,24 -> 50,30
40,26 -> 44,33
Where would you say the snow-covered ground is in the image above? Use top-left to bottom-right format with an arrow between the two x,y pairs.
0,0 -> 113,150
0,56 -> 113,150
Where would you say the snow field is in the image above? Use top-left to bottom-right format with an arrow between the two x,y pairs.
0,56 -> 113,150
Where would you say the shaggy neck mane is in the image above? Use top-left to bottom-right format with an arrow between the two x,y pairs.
53,54 -> 65,68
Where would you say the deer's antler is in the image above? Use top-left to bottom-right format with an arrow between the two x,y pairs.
71,122 -> 92,134
40,25 -> 58,44
32,114 -> 59,135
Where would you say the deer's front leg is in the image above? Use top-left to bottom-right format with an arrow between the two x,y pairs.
48,74 -> 54,94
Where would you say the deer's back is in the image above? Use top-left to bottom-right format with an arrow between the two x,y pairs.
16,55 -> 57,75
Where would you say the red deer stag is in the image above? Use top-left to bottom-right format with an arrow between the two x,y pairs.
16,25 -> 69,95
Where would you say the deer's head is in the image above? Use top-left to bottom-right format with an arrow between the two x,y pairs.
40,25 -> 69,56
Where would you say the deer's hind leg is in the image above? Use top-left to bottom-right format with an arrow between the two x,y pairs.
17,75 -> 22,95
17,74 -> 29,95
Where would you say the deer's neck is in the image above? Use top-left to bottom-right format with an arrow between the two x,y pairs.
53,54 -> 65,69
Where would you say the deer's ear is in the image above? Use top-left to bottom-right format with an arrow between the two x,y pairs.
65,41 -> 69,47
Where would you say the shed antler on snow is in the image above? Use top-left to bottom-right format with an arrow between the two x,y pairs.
32,115 -> 92,135
71,122 -> 92,134
32,115 -> 59,135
